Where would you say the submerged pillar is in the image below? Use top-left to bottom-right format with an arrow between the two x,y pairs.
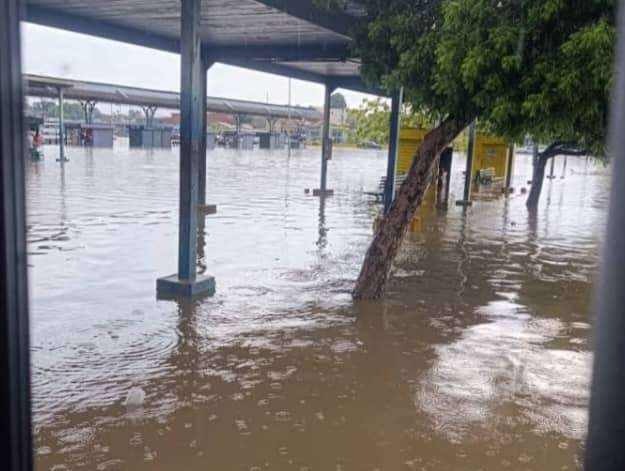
383,88 -> 402,213
548,154 -> 556,179
80,100 -> 89,124
197,59 -> 216,215
142,107 -> 149,126
314,83 -> 334,196
198,58 -> 208,207
234,114 -> 241,149
455,121 -> 476,206
157,0 -> 215,298
89,101 -> 97,124
57,86 -> 67,163
80,100 -> 97,125
505,144 -> 514,191
142,105 -> 158,127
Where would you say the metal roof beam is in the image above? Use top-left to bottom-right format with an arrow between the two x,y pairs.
252,0 -> 358,38
25,6 -> 359,69
329,76 -> 388,97
25,6 -> 179,53
219,60 -> 384,97
206,44 -> 352,62
220,59 -> 328,84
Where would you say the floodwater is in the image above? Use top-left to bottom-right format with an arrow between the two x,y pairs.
28,142 -> 608,470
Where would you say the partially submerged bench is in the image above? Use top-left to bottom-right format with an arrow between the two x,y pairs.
475,167 -> 505,186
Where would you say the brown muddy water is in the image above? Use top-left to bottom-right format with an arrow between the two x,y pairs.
27,143 -> 608,470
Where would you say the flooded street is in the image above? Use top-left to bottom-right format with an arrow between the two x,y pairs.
28,143 -> 608,470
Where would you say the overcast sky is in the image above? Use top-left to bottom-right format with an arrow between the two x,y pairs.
21,23 -> 376,112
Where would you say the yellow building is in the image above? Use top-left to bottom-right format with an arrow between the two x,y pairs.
397,128 -> 427,176
396,128 -> 438,232
471,134 -> 509,184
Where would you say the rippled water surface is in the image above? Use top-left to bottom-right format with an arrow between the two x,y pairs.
28,142 -> 608,470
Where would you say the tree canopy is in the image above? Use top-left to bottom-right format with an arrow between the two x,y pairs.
347,0 -> 617,298
345,98 -> 432,146
353,0 -> 616,156
26,99 -> 104,122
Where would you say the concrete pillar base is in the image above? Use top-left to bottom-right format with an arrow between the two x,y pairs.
312,189 -> 334,197
156,273 -> 215,299
56,157 -> 69,162
197,204 -> 217,215
455,200 -> 473,207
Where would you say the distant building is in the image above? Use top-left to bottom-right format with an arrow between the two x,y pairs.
330,92 -> 347,126
330,108 -> 346,126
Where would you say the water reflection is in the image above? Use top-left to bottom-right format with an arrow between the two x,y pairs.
197,217 -> 207,275
28,144 -> 607,470
316,196 -> 328,250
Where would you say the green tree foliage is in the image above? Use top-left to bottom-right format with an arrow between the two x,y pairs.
346,98 -> 390,145
345,98 -> 431,146
353,0 -> 615,206
27,99 -> 104,121
435,0 -> 615,155
353,1 -> 453,122
348,0 -> 616,298
353,0 -> 615,152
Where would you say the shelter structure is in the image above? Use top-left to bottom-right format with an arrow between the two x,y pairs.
19,0 -> 393,299
24,74 -> 323,122
129,126 -> 173,148
5,3 -> 625,469
81,124 -> 114,147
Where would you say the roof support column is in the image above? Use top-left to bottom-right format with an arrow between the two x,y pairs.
548,154 -> 556,179
383,88 -> 402,213
455,121 -> 476,207
142,105 -> 157,127
157,0 -> 215,298
56,87 -> 67,163
88,101 -> 97,124
197,58 -> 208,206
197,59 -> 216,215
79,100 -> 96,124
234,114 -> 241,149
505,144 -> 514,191
314,83 -> 334,197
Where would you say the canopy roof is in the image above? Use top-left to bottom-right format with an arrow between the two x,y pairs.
24,74 -> 323,121
24,0 -> 376,93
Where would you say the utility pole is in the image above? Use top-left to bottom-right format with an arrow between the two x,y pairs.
287,78 -> 292,157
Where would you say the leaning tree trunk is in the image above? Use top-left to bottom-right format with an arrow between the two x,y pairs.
352,116 -> 469,300
526,154 -> 549,208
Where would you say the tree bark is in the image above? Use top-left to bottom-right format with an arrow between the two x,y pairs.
526,154 -> 549,208
352,116 -> 469,300
525,141 -> 588,208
